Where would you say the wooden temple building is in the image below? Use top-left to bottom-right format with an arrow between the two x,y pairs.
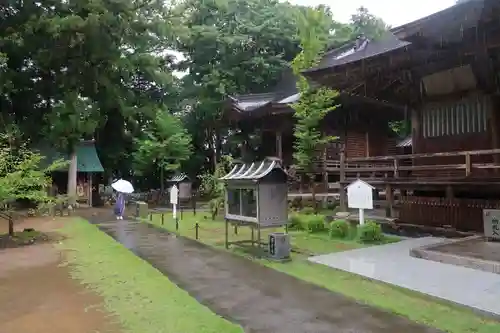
225,0 -> 500,232
302,0 -> 500,232
225,65 -> 406,194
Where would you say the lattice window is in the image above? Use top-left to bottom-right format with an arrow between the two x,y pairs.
422,95 -> 491,138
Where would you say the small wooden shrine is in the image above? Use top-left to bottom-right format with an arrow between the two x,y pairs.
219,157 -> 288,249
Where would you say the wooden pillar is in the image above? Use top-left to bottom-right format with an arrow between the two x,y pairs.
410,108 -> 421,154
445,185 -> 454,199
385,183 -> 394,218
322,146 -> 328,194
275,131 -> 283,160
365,132 -> 370,157
339,150 -> 347,211
88,173 -> 93,207
491,96 -> 500,166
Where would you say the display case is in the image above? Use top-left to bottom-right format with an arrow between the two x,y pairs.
220,157 -> 288,228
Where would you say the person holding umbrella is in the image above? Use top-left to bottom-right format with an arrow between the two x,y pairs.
111,179 -> 135,220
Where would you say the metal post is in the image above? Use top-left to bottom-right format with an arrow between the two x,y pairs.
149,213 -> 153,221
176,217 -> 179,231
195,223 -> 199,240
180,204 -> 183,219
234,225 -> 238,235
161,213 -> 164,225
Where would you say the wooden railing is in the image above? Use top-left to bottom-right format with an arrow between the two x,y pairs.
338,148 -> 500,180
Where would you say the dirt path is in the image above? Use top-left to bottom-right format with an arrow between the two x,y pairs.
96,218 -> 442,333
0,217 -> 120,333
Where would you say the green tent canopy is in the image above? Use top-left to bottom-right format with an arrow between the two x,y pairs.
36,141 -> 104,173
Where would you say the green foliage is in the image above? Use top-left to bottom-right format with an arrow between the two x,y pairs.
303,214 -> 326,234
291,8 -> 339,175
300,207 -> 315,215
329,219 -> 350,239
350,7 -> 389,40
199,156 -> 233,219
0,132 -> 68,221
357,221 -> 384,243
133,111 -> 192,176
288,212 -> 303,230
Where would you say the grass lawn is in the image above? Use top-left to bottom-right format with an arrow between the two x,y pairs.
59,218 -> 243,333
150,211 -> 500,333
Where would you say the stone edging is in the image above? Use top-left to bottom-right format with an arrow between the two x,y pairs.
409,235 -> 500,275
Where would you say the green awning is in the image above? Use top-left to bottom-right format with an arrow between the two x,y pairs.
35,141 -> 104,173
76,142 -> 104,172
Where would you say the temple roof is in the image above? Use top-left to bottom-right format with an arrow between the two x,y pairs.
228,68 -> 299,113
304,32 -> 410,74
219,157 -> 286,181
168,173 -> 189,182
391,0 -> 489,43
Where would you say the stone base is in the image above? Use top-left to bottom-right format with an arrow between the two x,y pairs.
410,235 -> 500,274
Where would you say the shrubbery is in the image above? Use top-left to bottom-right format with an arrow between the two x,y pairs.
357,221 -> 383,243
300,207 -> 315,215
303,214 -> 326,233
287,213 -> 326,233
329,219 -> 349,239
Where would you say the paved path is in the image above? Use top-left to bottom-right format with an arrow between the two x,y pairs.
309,237 -> 500,317
93,218 -> 440,333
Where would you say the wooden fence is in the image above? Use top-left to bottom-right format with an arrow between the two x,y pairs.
398,197 -> 500,232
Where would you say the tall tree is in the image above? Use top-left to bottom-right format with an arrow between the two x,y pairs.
291,7 -> 339,212
350,6 -> 389,39
0,0 -> 178,193
174,0 -> 304,173
133,111 -> 192,192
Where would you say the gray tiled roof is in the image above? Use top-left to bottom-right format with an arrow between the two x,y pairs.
305,32 -> 410,73
219,157 -> 286,181
229,68 -> 299,113
396,136 -> 412,148
168,173 -> 189,182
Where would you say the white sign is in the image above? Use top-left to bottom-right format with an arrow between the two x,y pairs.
347,179 -> 374,210
170,185 -> 179,204
346,179 -> 374,225
483,209 -> 500,240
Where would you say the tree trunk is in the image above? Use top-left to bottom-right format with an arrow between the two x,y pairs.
67,149 -> 78,206
8,214 -> 14,237
160,167 -> 164,193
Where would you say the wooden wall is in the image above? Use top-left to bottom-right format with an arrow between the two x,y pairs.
411,93 -> 498,177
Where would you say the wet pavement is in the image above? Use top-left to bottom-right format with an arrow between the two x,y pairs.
310,237 -> 500,317
93,218 -> 441,333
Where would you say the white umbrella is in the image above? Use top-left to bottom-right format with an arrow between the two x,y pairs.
111,179 -> 134,194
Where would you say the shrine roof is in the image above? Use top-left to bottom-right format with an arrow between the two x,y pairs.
219,157 -> 286,181
168,173 -> 189,182
304,32 -> 410,74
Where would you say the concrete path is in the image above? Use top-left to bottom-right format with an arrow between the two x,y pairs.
92,218 -> 441,333
309,237 -> 500,317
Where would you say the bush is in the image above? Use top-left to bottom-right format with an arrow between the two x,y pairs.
329,219 -> 349,239
300,207 -> 315,215
357,221 -> 383,243
304,214 -> 326,233
288,213 -> 304,230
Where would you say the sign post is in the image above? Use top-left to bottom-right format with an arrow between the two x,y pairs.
346,179 -> 374,225
170,185 -> 179,220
